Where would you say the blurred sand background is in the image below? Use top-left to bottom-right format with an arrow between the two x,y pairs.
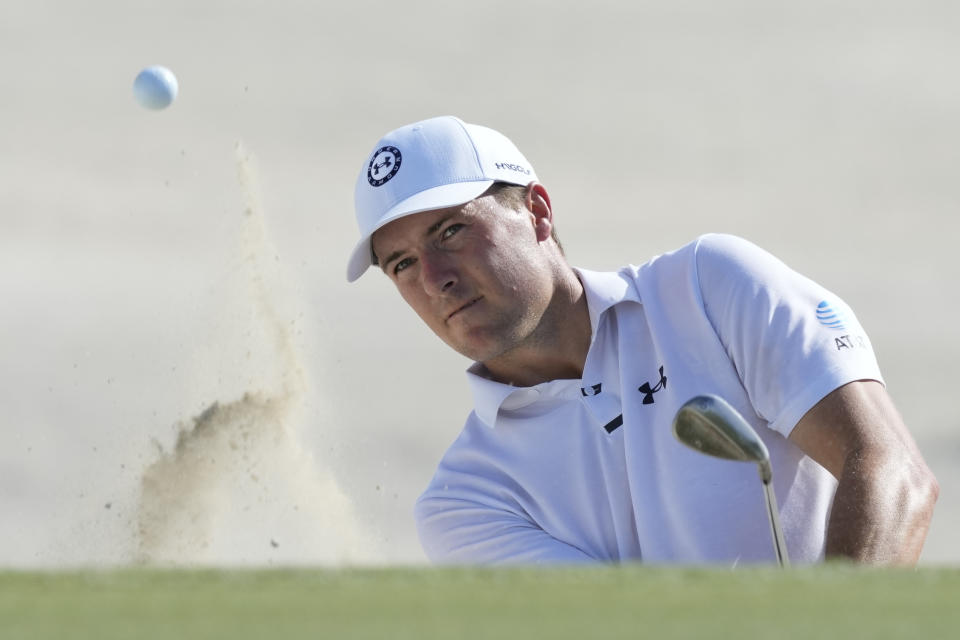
1,0 -> 957,566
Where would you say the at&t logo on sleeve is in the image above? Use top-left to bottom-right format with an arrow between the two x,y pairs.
816,300 -> 847,331
816,300 -> 871,352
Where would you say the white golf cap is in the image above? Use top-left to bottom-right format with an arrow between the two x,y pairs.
347,116 -> 538,281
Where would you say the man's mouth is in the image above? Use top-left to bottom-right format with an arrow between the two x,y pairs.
447,297 -> 482,321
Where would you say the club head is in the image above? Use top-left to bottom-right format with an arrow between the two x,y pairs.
672,395 -> 771,481
673,394 -> 787,566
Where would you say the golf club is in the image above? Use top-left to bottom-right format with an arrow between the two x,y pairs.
672,394 -> 790,567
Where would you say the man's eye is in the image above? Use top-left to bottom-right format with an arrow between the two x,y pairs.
394,257 -> 414,274
441,223 -> 464,240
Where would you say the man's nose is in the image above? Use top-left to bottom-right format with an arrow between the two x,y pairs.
420,248 -> 458,296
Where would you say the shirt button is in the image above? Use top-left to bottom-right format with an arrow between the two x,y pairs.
501,388 -> 540,410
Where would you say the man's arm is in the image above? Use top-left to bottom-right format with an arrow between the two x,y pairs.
788,380 -> 939,564
415,497 -> 597,565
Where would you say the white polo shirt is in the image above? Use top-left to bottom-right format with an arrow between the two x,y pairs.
414,234 -> 884,565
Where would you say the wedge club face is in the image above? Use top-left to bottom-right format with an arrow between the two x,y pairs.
672,395 -> 771,473
672,394 -> 789,567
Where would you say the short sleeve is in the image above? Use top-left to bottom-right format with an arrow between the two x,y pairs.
415,495 -> 596,565
693,234 -> 884,436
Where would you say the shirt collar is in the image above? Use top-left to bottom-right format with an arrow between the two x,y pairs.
466,363 -> 522,427
573,266 -> 642,337
465,266 -> 642,428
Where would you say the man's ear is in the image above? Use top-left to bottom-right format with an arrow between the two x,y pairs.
525,182 -> 553,242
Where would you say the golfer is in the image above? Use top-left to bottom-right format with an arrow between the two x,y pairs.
347,116 -> 938,565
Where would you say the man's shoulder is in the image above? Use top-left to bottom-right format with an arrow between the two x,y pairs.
576,233 -> 764,282
625,233 -> 785,288
647,233 -> 767,267
583,233 -> 752,293
602,233 -> 757,276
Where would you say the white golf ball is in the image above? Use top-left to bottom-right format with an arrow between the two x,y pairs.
133,65 -> 178,110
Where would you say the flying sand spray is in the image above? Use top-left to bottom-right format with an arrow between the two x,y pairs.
136,143 -> 377,565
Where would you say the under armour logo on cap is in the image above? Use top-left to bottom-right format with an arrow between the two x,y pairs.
367,146 -> 402,187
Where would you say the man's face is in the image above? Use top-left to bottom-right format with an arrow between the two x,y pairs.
371,190 -> 557,364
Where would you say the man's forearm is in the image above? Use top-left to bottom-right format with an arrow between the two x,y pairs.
826,445 -> 938,564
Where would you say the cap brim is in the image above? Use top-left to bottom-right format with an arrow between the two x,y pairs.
346,179 -> 494,281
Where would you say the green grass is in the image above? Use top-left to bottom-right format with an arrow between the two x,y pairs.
2,566 -> 958,639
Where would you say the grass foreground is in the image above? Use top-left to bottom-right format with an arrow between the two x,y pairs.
2,565 -> 958,639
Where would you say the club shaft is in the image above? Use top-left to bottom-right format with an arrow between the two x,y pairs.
762,479 -> 790,567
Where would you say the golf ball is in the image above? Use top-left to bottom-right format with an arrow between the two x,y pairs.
133,65 -> 178,110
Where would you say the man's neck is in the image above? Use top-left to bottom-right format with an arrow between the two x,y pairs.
477,267 -> 592,388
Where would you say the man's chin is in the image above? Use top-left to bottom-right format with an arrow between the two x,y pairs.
442,333 -> 503,364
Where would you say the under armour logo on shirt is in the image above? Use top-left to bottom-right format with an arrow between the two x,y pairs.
638,366 -> 667,404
